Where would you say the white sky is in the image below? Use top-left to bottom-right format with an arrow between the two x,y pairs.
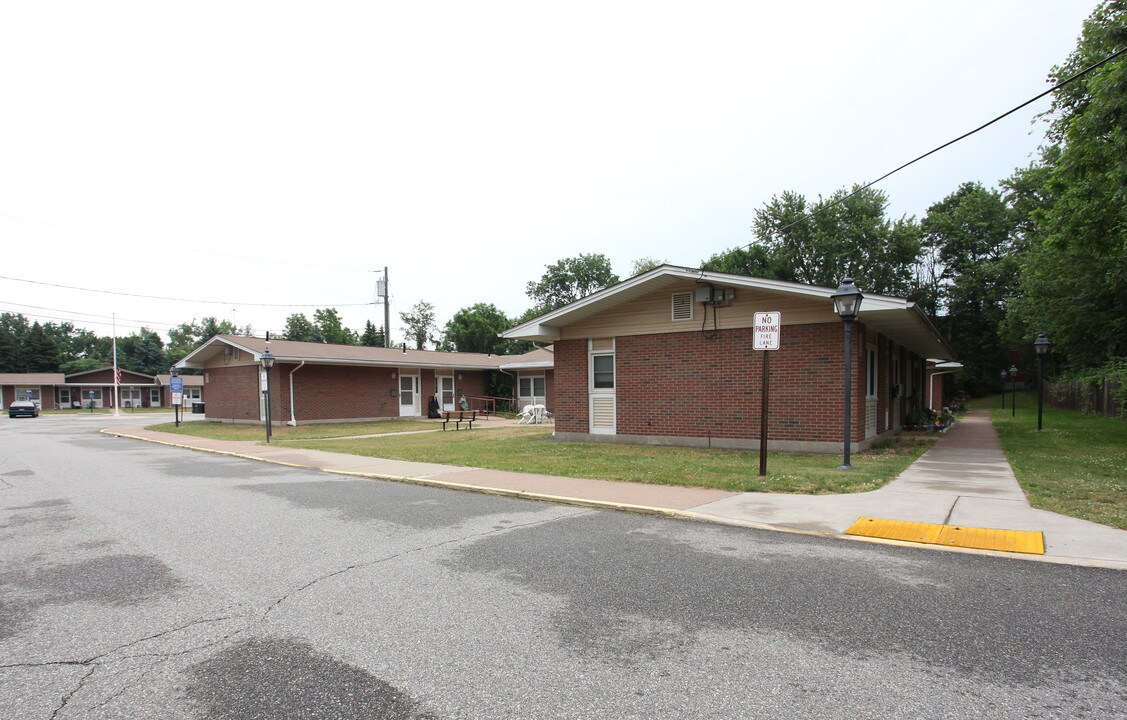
0,1 -> 1096,347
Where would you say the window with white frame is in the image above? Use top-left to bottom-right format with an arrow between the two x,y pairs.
150,388 -> 162,406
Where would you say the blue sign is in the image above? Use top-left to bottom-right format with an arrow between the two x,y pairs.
170,377 -> 184,393
26,390 -> 33,399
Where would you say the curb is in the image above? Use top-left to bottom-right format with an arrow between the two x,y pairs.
101,429 -> 1127,571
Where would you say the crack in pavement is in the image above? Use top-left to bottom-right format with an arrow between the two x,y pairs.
263,508 -> 591,618
49,665 -> 96,720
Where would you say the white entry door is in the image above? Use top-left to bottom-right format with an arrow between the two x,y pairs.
437,375 -> 455,411
399,374 -> 420,416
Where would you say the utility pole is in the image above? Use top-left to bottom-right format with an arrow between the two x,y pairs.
377,266 -> 390,348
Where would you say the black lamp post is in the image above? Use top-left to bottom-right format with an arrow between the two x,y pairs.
1034,333 -> 1051,431
1000,369 -> 1008,409
1009,364 -> 1018,418
261,340 -> 275,443
170,366 -> 180,427
831,277 -> 863,470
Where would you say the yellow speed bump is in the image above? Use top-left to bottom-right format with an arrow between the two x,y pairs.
845,517 -> 1045,555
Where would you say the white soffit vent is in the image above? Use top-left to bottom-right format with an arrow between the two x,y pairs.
672,292 -> 693,321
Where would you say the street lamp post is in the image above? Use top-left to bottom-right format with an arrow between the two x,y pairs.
831,277 -> 863,470
1034,333 -> 1051,431
1000,370 -> 1008,409
261,340 -> 275,443
170,366 -> 180,428
1009,364 -> 1018,418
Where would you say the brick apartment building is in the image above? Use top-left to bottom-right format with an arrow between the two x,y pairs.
502,265 -> 957,453
176,336 -> 550,426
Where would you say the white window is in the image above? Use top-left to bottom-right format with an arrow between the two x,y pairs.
518,376 -> 547,408
150,388 -> 162,406
671,292 -> 693,321
16,387 -> 41,404
121,388 -> 142,408
588,338 -> 616,435
184,387 -> 202,401
60,388 -> 72,407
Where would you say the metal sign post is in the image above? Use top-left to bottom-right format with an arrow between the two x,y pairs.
753,312 -> 781,477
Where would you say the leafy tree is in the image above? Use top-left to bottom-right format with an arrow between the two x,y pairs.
166,317 -> 243,366
313,308 -> 358,345
703,187 -> 922,301
22,321 -> 60,372
283,313 -> 322,343
1005,2 -> 1127,368
630,256 -> 665,276
0,313 -> 29,372
360,320 -> 385,347
525,254 -> 619,313
60,357 -> 103,375
922,182 -> 1020,394
440,303 -> 512,354
400,301 -> 437,350
127,329 -> 167,375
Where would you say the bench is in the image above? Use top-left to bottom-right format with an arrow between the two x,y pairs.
442,409 -> 477,431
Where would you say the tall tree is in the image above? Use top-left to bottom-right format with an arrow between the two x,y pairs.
922,182 -> 1020,395
400,301 -> 437,350
440,303 -> 512,354
313,308 -> 358,345
704,186 -> 923,299
525,254 -> 620,313
22,321 -> 60,372
360,320 -> 385,347
1006,2 -> 1127,367
283,313 -> 322,343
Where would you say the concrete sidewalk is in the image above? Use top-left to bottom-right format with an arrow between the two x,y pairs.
104,410 -> 1127,570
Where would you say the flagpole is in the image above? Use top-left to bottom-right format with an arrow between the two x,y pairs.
112,313 -> 121,417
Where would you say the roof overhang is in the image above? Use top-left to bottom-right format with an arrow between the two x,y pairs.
501,265 -> 957,360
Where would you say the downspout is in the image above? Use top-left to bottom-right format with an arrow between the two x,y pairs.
928,370 -> 958,411
288,361 -> 306,426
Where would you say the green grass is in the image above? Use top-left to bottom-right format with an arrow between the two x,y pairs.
983,391 -> 1127,530
282,426 -> 931,494
147,418 -> 442,441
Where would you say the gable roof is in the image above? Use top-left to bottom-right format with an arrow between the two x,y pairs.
176,335 -> 521,371
501,264 -> 956,360
498,346 -> 554,371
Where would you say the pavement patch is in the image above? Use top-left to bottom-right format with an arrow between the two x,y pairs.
845,517 -> 1045,555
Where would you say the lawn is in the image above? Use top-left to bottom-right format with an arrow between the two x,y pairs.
985,391 -> 1127,530
149,418 -> 932,494
282,427 -> 931,495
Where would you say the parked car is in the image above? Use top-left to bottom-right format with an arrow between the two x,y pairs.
8,400 -> 40,418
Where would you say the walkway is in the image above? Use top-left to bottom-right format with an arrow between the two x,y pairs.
105,410 -> 1127,570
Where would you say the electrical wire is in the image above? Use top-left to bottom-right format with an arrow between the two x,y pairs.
0,274 -> 375,308
739,45 -> 1127,249
0,212 -> 380,275
0,300 -> 176,328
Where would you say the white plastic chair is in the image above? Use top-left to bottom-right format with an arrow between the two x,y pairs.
517,405 -> 535,424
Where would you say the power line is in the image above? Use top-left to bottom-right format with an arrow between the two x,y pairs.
0,274 -> 375,308
0,300 -> 177,328
0,212 -> 380,275
741,45 -> 1127,249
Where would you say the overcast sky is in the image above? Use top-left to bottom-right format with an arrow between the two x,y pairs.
0,1 -> 1097,348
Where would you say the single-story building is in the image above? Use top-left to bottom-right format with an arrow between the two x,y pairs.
174,335 -> 546,425
500,265 -> 957,453
499,346 -> 555,411
0,373 -> 66,410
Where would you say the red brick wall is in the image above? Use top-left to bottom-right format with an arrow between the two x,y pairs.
555,325 -> 868,443
205,365 -> 262,422
554,340 -> 591,433
204,363 -> 494,423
